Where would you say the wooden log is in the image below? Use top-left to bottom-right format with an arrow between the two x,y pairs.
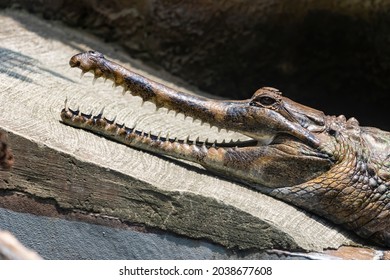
0,230 -> 42,260
0,9 -> 359,253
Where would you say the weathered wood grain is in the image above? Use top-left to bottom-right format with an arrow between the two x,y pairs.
0,10 -> 358,252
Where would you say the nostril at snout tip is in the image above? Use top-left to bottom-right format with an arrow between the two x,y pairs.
69,56 -> 81,68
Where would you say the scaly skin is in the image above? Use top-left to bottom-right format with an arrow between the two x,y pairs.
62,51 -> 390,247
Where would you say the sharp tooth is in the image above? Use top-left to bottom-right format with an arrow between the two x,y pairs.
64,98 -> 68,110
122,88 -> 127,95
98,107 -> 105,117
166,132 -> 170,141
141,130 -> 145,137
167,109 -> 171,114
80,71 -> 86,78
141,100 -> 145,107
157,132 -> 161,141
92,77 -> 97,85
111,115 -> 117,123
212,140 -> 217,147
174,111 -> 179,117
195,136 -> 200,143
104,77 -> 107,83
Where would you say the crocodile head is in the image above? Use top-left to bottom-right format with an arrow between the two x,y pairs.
65,51 -> 335,189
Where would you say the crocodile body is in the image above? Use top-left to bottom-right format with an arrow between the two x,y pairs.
62,51 -> 390,247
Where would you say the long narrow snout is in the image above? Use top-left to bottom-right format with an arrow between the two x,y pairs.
69,51 -> 320,148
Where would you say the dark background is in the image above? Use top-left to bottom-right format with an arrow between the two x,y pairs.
1,0 -> 389,130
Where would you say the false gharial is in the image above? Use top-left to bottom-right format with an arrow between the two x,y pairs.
61,51 -> 390,247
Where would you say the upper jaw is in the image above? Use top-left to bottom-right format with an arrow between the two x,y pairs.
69,51 -> 104,70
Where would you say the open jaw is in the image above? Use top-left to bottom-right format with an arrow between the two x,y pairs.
62,51 -> 260,150
61,51 -> 331,188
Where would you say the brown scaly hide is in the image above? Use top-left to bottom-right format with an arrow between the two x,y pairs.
0,132 -> 13,170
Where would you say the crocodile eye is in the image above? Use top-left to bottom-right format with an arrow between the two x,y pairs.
250,95 -> 277,107
258,96 -> 276,106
